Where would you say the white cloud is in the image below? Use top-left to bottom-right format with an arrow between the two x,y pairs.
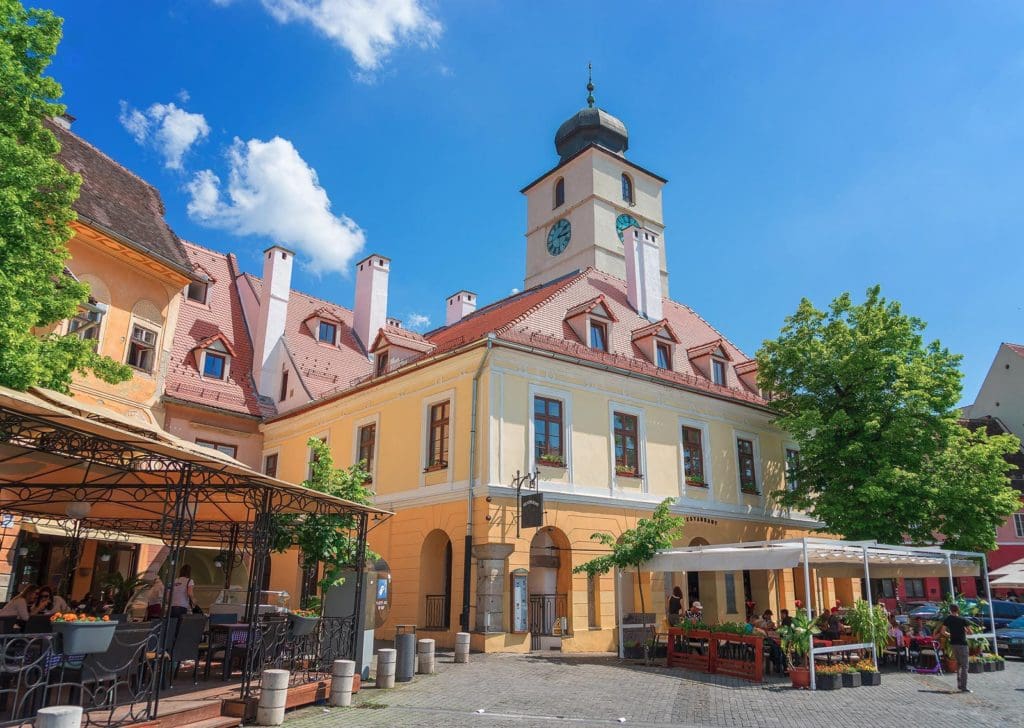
260,0 -> 442,73
177,89 -> 191,103
187,136 -> 365,275
119,101 -> 210,170
510,288 -> 520,295
406,312 -> 431,331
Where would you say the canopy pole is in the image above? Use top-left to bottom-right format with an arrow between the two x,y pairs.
615,567 -> 624,659
862,546 -> 877,667
981,553 -> 997,655
802,539 -> 815,691
945,552 -> 956,601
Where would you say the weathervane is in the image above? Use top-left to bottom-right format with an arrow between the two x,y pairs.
586,62 -> 595,108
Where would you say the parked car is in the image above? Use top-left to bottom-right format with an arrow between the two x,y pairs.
977,600 -> 1024,629
995,615 -> 1024,659
906,602 -> 942,620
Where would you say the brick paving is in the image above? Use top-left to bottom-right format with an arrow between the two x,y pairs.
285,652 -> 1023,728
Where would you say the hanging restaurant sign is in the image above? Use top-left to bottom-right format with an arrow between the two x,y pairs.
521,492 -> 544,529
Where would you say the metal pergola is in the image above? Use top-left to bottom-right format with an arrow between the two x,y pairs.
0,386 -> 390,725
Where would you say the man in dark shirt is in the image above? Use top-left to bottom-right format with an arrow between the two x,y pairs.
939,605 -> 970,692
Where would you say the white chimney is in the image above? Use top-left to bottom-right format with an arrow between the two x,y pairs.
445,290 -> 477,326
253,245 -> 294,396
623,226 -> 663,321
353,254 -> 390,352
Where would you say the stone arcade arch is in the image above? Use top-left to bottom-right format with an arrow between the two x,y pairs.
528,526 -> 572,649
419,529 -> 453,631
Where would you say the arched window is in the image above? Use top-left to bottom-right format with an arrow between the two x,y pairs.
621,173 -> 634,204
554,178 -> 565,208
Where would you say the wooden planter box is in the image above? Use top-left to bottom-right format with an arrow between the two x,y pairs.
815,673 -> 842,690
841,672 -> 861,688
52,621 -> 117,654
666,629 -> 711,672
859,671 -> 881,686
709,633 -> 763,682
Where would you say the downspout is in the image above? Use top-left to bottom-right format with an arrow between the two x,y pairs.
462,334 -> 494,631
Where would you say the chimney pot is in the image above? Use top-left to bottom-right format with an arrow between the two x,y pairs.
623,227 -> 662,321
252,245 -> 294,397
446,290 -> 477,326
354,253 -> 390,352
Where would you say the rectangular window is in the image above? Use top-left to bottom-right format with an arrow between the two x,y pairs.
785,448 -> 800,491
196,439 -> 237,459
263,453 -> 278,478
682,426 -> 705,485
725,572 -> 737,614
613,411 -> 639,475
737,438 -> 758,493
1016,513 -> 1024,538
870,578 -> 896,599
318,321 -> 337,344
589,321 -> 608,351
375,351 -> 389,377
534,397 -> 563,463
904,579 -> 926,599
127,324 -> 157,372
587,574 -> 600,629
68,303 -> 104,341
656,342 -> 671,369
203,352 -> 226,379
712,359 -> 726,386
427,401 -> 450,468
186,280 -> 207,303
279,370 -> 289,402
357,423 -> 376,476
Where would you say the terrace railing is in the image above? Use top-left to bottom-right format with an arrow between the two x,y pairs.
424,595 -> 449,631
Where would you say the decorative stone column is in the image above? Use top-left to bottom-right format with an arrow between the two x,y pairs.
472,543 -> 515,633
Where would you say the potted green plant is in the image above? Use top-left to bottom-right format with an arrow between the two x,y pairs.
50,613 -> 117,654
854,658 -> 881,686
839,663 -> 861,688
844,600 -> 888,657
288,608 -> 321,637
991,654 -> 1005,671
967,655 -> 984,674
538,452 -> 566,468
615,464 -> 640,478
99,573 -> 149,614
778,610 -> 819,689
623,639 -> 644,659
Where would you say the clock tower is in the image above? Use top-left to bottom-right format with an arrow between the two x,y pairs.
522,75 -> 669,295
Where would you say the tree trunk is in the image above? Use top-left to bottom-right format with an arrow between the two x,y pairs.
637,566 -> 650,664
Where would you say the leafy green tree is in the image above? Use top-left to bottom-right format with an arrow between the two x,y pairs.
757,285 -> 1019,552
0,0 -> 130,391
271,438 -> 375,606
573,498 -> 684,655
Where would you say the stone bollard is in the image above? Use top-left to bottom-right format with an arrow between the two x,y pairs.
417,638 -> 436,674
256,669 -> 289,726
36,706 -> 83,728
330,659 -> 356,707
377,648 -> 397,688
454,632 -> 470,664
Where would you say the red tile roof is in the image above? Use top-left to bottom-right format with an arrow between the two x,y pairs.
1006,343 -> 1024,358
631,319 -> 679,343
164,242 -> 265,416
47,119 -> 192,276
371,325 -> 435,354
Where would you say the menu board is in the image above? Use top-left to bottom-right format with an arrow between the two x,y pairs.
511,568 -> 529,634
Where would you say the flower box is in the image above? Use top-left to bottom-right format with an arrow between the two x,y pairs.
52,620 -> 117,654
982,661 -> 994,672
289,614 -> 321,637
859,670 -> 881,686
994,660 -> 1005,671
840,671 -> 861,688
538,455 -> 566,468
815,673 -> 842,690
968,662 -> 983,674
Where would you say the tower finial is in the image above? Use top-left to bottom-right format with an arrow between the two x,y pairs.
586,62 -> 595,108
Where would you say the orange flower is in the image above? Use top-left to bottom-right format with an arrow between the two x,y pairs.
101,615 -> 110,621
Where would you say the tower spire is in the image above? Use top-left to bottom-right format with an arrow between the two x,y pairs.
586,62 -> 595,108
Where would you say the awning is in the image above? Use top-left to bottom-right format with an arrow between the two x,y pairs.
19,518 -> 165,547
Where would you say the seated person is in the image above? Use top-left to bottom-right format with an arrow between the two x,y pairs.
0,585 -> 39,622
887,616 -> 905,647
913,617 -> 932,637
779,609 -> 793,628
32,586 -> 69,615
683,600 -> 703,623
751,623 -> 786,673
760,610 -> 777,631
819,608 -> 842,641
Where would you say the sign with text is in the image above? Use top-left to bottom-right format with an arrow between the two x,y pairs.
521,492 -> 544,529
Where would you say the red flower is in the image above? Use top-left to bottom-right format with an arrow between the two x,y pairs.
794,599 -> 803,609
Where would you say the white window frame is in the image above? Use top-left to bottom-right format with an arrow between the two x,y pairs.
608,401 -> 646,494
1015,512 -> 1024,539
711,358 -> 727,386
126,322 -> 159,374
419,389 -> 456,487
352,413 -> 381,483
66,301 -> 107,344
733,429 -> 763,500
317,319 -> 338,345
587,317 -> 610,352
528,383 -> 573,482
200,348 -> 231,381
678,417 -> 712,500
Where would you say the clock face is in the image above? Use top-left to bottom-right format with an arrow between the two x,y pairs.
547,218 -> 571,256
616,213 -> 640,242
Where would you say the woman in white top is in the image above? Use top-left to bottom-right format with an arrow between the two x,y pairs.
0,585 -> 39,621
170,564 -> 195,618
32,586 -> 69,615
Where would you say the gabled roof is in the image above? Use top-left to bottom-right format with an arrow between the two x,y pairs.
305,306 -> 344,325
565,294 -> 618,322
370,325 -> 435,354
687,338 -> 733,361
1006,343 -> 1024,358
734,359 -> 758,375
194,333 -> 236,357
631,319 -> 680,343
46,119 -> 192,276
165,242 -> 265,417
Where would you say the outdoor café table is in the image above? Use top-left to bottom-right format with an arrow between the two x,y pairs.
204,623 -> 250,681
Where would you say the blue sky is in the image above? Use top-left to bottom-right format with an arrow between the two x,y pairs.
45,0 -> 1024,403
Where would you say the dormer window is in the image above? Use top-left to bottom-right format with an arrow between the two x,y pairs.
375,350 -> 390,376
203,351 -> 226,379
554,178 -> 565,208
621,173 -> 634,204
656,342 -> 671,369
589,321 -> 608,351
197,338 -> 233,381
318,321 -> 337,344
712,359 -> 726,386
186,280 -> 208,304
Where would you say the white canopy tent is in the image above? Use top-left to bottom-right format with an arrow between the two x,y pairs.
633,538 -> 996,689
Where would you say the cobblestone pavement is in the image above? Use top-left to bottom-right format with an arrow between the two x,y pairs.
284,652 -> 1023,728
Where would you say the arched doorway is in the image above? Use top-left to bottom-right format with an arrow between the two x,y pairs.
528,527 -> 571,650
419,530 -> 452,631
